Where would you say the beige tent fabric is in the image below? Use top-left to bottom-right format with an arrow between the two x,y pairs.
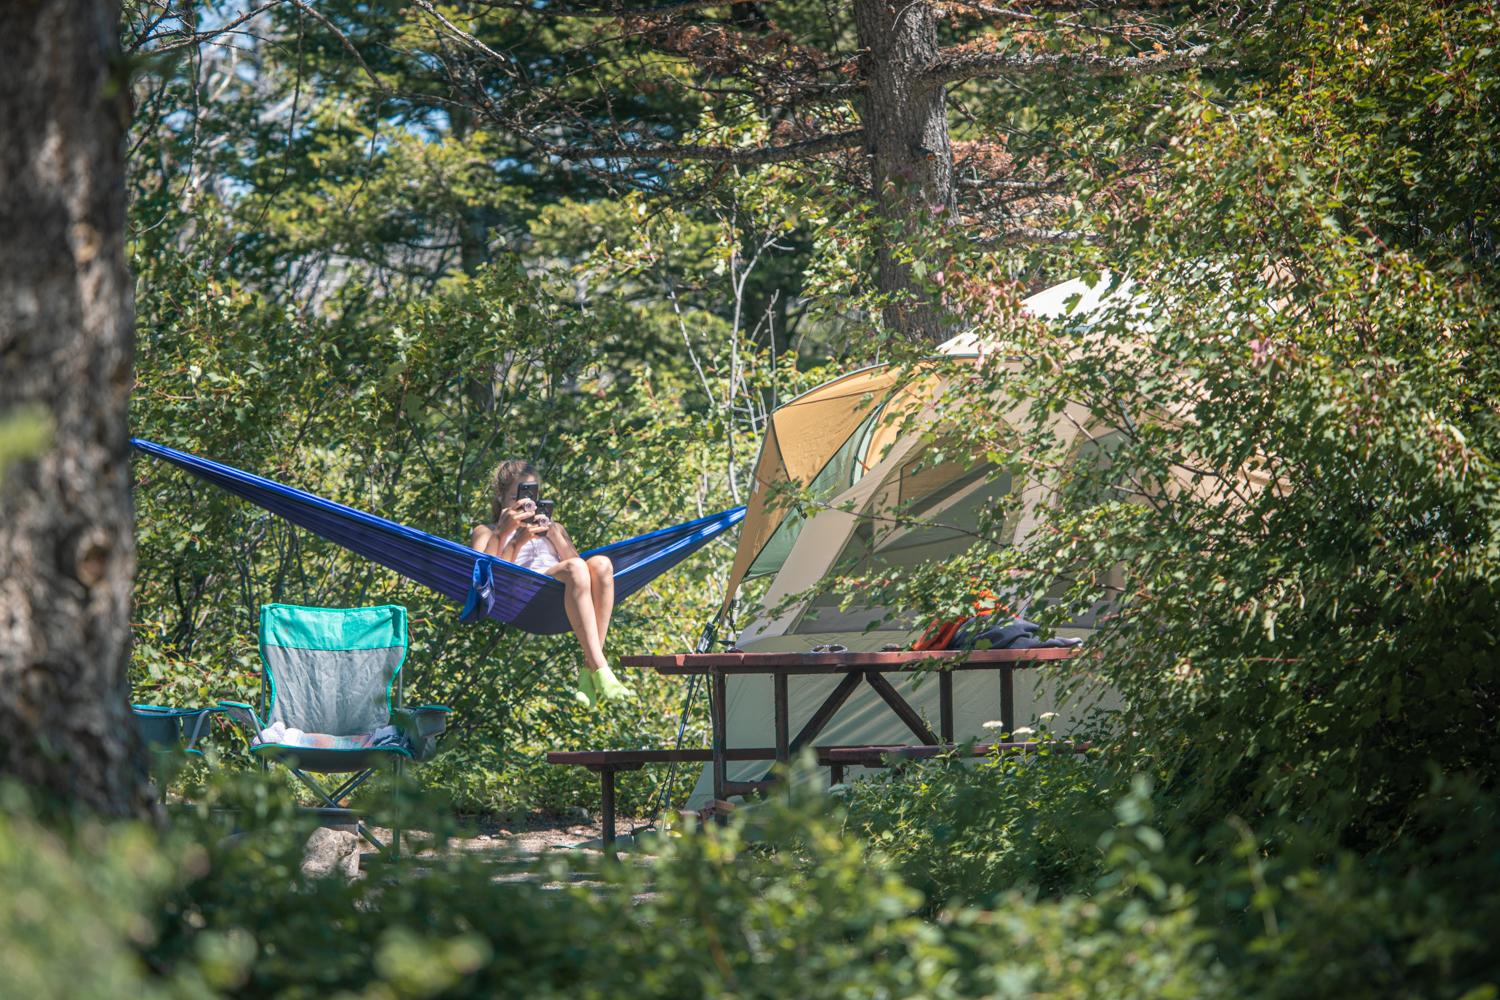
726,276 -> 1153,634
723,365 -> 907,603
737,424 -> 927,642
737,393 -> 1103,643
722,420 -> 789,608
852,371 -> 947,474
772,366 -> 905,481
723,366 -> 970,607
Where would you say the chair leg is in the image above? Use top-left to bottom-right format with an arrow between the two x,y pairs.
327,769 -> 376,803
393,756 -> 404,862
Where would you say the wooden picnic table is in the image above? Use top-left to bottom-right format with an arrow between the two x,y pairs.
621,647 -> 1080,802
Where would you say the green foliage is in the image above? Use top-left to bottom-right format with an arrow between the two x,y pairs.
121,1 -> 856,820
0,772 -> 1224,999
841,743 -> 1114,907
1032,0 -> 1498,849
0,787 -> 181,999
828,0 -> 1500,852
129,250 -> 744,815
8,768 -> 1500,998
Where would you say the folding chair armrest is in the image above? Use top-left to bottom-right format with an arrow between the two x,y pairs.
391,705 -> 451,761
392,705 -> 451,739
217,700 -> 266,735
182,706 -> 222,752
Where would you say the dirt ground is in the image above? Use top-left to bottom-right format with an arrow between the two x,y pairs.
460,813 -> 660,858
360,812 -> 663,862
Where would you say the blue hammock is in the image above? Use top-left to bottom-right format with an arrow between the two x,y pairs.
132,438 -> 745,636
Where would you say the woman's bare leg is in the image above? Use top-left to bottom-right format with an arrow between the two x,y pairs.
585,555 -> 615,646
547,558 -> 607,671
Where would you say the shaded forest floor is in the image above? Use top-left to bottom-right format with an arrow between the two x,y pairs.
360,813 -> 659,865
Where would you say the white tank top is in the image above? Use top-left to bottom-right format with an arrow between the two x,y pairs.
501,528 -> 560,574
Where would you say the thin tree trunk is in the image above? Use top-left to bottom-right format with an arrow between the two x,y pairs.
0,0 -> 152,816
855,0 -> 956,345
450,105 -> 494,279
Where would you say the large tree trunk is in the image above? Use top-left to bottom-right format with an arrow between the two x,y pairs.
855,0 -> 957,345
0,0 -> 152,816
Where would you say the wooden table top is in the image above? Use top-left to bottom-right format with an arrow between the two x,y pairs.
620,646 -> 1081,674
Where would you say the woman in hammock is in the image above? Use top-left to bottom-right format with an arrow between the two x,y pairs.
469,459 -> 630,707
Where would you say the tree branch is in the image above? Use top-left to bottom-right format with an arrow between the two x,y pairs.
474,0 -> 771,17
977,227 -> 1100,246
942,0 -> 1184,43
410,0 -> 514,72
287,0 -> 390,95
538,128 -> 863,165
922,44 -> 1220,88
135,0 -> 286,54
958,177 -> 1059,193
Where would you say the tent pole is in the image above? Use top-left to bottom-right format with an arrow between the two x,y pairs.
636,604 -> 728,835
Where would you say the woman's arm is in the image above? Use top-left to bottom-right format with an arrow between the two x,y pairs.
473,504 -> 537,562
548,521 -> 581,561
501,530 -> 529,561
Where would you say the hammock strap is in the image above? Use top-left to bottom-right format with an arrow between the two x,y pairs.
460,558 -> 495,623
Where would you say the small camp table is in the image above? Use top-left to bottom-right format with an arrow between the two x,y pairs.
621,647 -> 1080,802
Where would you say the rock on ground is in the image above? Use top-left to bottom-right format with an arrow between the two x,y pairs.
302,827 -> 361,879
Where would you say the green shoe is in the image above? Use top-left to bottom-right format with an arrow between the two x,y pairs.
592,665 -> 633,702
573,669 -> 597,709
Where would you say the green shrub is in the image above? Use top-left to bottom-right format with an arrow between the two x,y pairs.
840,742 -> 1115,907
10,769 -> 1500,998
0,788 -> 179,999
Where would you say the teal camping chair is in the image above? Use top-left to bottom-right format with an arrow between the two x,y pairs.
218,604 -> 450,852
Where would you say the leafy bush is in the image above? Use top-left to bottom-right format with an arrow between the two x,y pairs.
0,787 -> 181,998
10,767 -> 1500,998
94,4 -> 1500,996
840,742 -> 1114,907
2,772 -> 1215,999
833,0 -> 1500,857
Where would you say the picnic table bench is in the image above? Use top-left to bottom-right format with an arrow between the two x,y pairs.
816,740 -> 1092,783
545,747 -> 775,847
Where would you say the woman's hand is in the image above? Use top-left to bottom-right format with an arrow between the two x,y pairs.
495,499 -> 535,538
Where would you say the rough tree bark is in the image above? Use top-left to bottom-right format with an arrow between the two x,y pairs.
854,0 -> 957,345
0,0 -> 153,815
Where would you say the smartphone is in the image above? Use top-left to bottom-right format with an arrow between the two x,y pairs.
537,499 -> 555,519
515,482 -> 539,506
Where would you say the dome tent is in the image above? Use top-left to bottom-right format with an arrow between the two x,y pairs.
685,277 -> 1136,808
